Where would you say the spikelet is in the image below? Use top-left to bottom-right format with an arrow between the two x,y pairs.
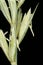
0,30 -> 10,61
18,3 -> 39,45
18,8 -> 31,44
0,0 -> 11,24
8,0 -> 17,25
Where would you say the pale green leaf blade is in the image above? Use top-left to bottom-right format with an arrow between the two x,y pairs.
0,0 -> 11,24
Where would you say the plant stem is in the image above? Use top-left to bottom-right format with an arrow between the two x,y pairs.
11,61 -> 17,65
9,24 -> 17,65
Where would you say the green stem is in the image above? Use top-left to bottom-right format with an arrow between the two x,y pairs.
9,25 -> 17,65
11,62 -> 17,65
